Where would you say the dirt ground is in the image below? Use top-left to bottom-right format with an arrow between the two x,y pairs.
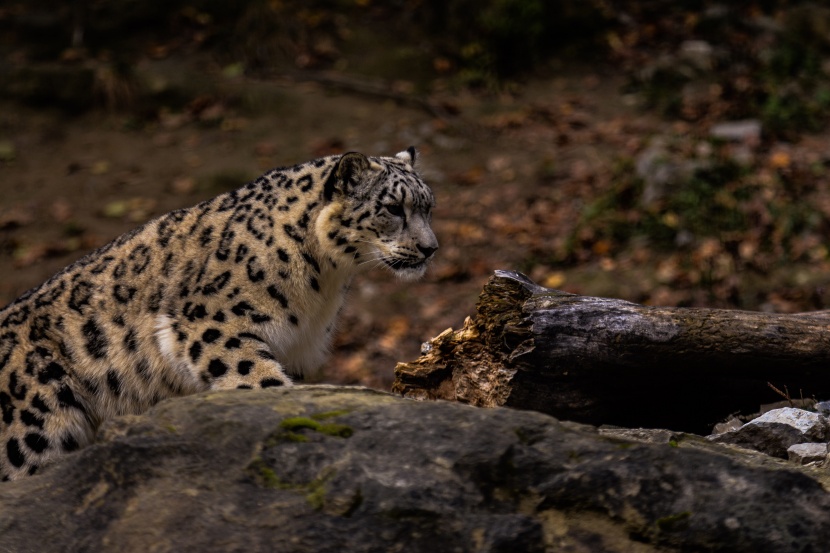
2,54 -> 830,389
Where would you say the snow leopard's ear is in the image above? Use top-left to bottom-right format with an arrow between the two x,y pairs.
324,152 -> 379,201
395,146 -> 417,166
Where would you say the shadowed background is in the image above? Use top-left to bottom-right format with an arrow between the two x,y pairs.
2,0 -> 830,388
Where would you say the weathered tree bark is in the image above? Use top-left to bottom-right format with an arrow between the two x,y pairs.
393,270 -> 830,434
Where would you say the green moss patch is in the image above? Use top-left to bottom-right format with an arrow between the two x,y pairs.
247,457 -> 292,490
280,416 -> 353,438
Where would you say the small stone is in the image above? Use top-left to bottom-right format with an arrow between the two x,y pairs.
712,417 -> 743,435
710,120 -> 762,146
814,400 -> 830,416
723,517 -> 741,530
724,143 -> 754,166
788,443 -> 827,465
634,138 -> 706,206
679,40 -> 714,70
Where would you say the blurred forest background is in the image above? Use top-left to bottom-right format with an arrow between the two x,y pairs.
3,0 -> 830,387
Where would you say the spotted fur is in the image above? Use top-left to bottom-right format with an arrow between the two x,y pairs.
0,148 -> 437,479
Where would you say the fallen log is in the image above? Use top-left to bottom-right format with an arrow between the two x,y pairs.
393,270 -> 830,434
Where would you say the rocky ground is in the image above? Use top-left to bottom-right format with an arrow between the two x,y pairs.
1,386 -> 829,553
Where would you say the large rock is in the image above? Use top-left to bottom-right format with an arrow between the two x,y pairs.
1,386 -> 829,552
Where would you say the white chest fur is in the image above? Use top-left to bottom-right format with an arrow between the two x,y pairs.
260,267 -> 353,379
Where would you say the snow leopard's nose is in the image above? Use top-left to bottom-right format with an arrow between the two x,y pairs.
417,244 -> 438,259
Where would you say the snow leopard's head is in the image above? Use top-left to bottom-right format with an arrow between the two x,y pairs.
319,147 -> 438,280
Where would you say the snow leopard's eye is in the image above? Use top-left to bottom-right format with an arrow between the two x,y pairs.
384,204 -> 405,217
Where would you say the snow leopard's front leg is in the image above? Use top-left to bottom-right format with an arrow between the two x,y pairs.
156,312 -> 293,390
